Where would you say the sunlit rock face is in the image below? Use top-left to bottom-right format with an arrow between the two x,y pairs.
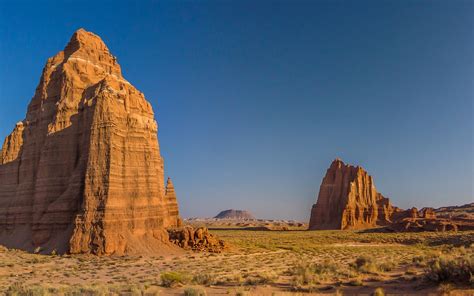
309,159 -> 398,230
0,29 -> 181,255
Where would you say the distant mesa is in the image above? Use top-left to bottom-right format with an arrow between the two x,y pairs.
309,159 -> 474,232
0,29 -> 182,255
214,209 -> 256,220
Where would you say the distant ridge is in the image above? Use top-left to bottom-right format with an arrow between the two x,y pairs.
214,209 -> 255,220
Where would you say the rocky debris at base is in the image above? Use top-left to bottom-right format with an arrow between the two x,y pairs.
167,226 -> 226,253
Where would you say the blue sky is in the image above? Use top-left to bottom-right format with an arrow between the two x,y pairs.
0,0 -> 472,220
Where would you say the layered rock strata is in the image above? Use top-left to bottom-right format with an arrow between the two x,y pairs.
164,177 -> 182,227
0,29 -> 181,255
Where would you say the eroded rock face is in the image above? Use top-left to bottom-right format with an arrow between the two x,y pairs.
0,29 -> 181,255
168,226 -> 226,253
309,159 -> 397,230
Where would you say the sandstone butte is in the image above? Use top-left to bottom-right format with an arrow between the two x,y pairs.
308,158 -> 474,231
0,29 -> 182,255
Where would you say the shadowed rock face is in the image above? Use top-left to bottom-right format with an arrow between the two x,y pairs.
309,159 -> 398,230
0,29 -> 181,255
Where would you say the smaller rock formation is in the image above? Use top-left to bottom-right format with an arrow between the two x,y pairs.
168,226 -> 226,253
309,159 -> 397,230
164,178 -> 183,227
214,209 -> 255,220
309,159 -> 474,233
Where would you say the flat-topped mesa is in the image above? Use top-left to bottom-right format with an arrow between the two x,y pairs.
214,209 -> 256,220
309,159 -> 397,230
0,29 -> 181,255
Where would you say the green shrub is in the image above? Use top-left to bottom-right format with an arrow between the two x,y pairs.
160,271 -> 192,288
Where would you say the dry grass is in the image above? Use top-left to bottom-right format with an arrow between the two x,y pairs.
0,230 -> 473,294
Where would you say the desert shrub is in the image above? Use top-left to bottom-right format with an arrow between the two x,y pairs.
288,260 -> 340,287
412,255 -> 428,267
184,286 -> 207,296
353,256 -> 379,273
372,287 -> 385,296
425,255 -> 474,284
243,271 -> 278,286
192,273 -> 216,286
288,263 -> 318,285
160,271 -> 192,287
352,256 -> 394,274
348,278 -> 363,286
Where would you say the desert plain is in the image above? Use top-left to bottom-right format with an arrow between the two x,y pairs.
1,224 -> 473,295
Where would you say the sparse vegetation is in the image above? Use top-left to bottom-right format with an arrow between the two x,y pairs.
0,230 -> 472,294
425,254 -> 474,284
184,286 -> 207,296
160,271 -> 192,287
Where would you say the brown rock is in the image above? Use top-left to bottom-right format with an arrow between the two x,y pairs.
164,177 -> 182,227
168,226 -> 226,253
419,207 -> 436,219
309,159 -> 396,230
309,159 -> 472,233
0,29 -> 181,255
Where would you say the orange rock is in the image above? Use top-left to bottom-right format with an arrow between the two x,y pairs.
309,159 -> 396,230
308,159 -> 471,233
0,29 -> 181,255
164,177 -> 182,227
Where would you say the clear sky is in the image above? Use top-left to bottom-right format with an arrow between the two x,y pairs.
0,0 -> 472,220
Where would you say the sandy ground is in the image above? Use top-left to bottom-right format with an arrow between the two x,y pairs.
0,229 -> 473,295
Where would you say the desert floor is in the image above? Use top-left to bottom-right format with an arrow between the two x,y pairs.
0,230 -> 473,295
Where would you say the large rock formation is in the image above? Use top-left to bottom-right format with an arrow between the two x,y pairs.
214,209 -> 255,220
309,159 -> 473,232
0,29 -> 181,255
309,159 -> 398,230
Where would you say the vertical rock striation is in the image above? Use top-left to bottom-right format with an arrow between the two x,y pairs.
0,29 -> 181,255
309,159 -> 397,230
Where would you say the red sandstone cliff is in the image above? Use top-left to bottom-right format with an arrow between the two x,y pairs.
309,159 -> 398,230
309,159 -> 473,232
0,29 -> 181,255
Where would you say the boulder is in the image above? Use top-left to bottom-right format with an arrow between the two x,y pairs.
168,226 -> 226,253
